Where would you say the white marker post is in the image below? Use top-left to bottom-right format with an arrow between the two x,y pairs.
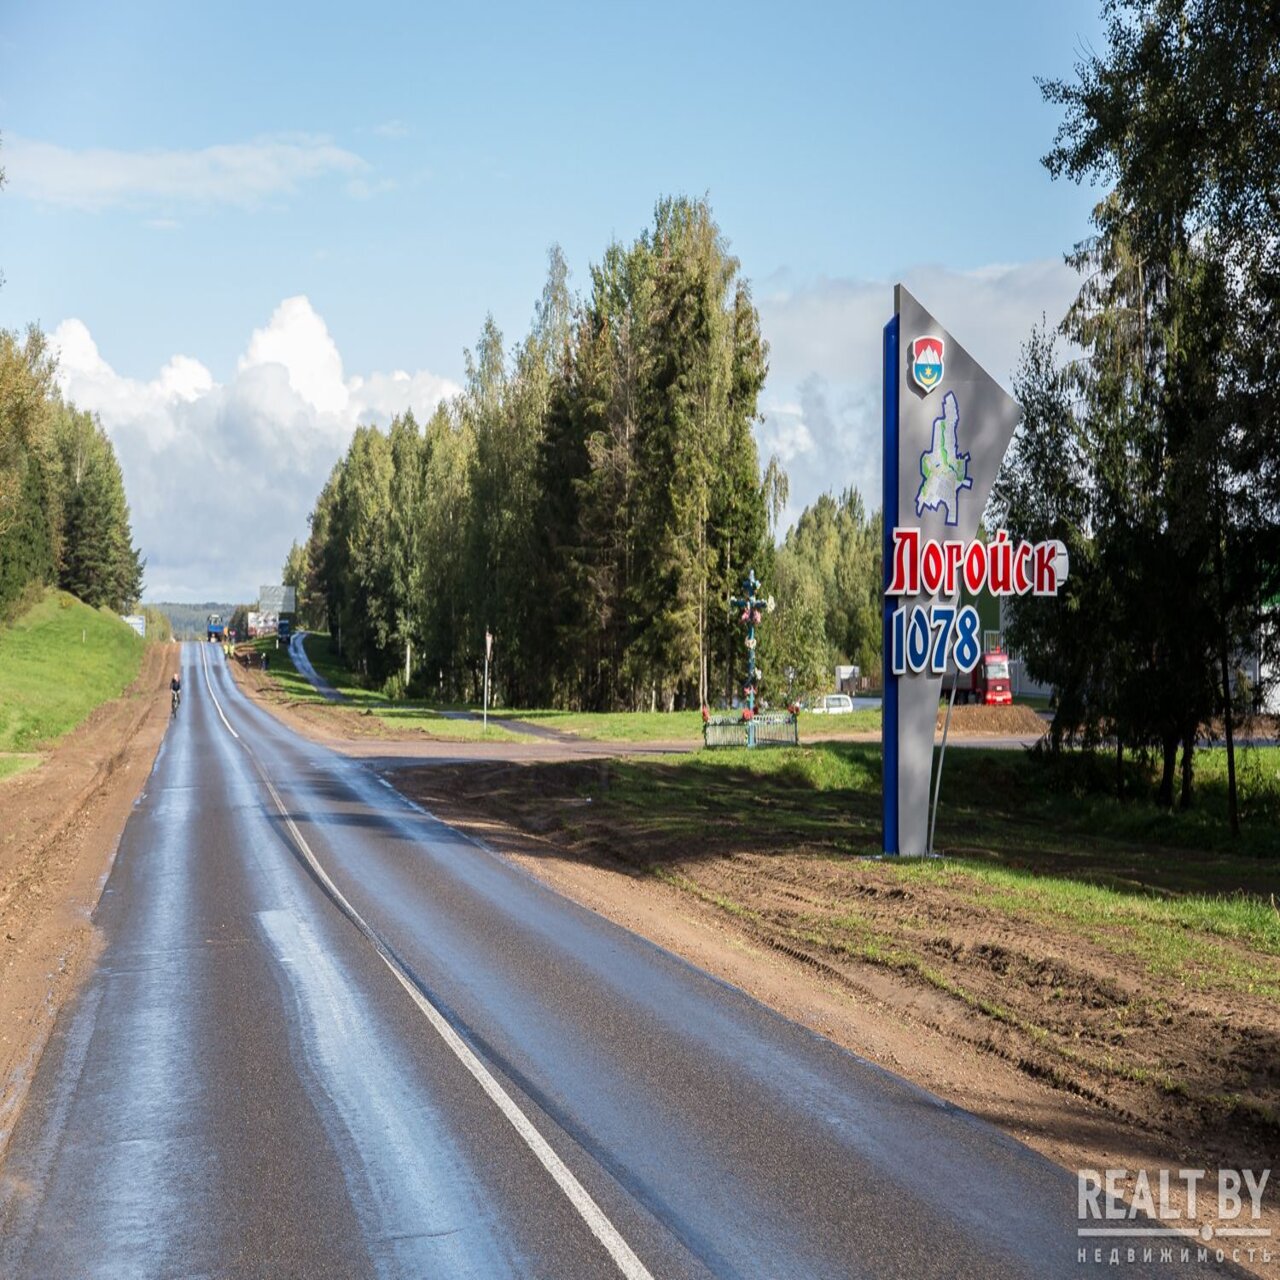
483,628 -> 493,731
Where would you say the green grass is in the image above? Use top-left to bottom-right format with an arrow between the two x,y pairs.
298,633 -> 366,699
359,705 -> 528,741
268,635 -> 884,743
496,708 -> 707,742
889,858 -> 1280,998
0,753 -> 41,783
0,590 -> 146,753
1013,693 -> 1052,709
447,703 -> 881,742
555,739 -> 1280,1002
281,638 -> 703,742
254,634 -> 529,740
570,737 -> 1280,890
795,708 -> 881,734
243,635 -> 326,703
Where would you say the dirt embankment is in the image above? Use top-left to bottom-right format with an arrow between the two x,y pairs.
936,702 -> 1047,736
0,642 -> 175,1157
392,759 -> 1280,1263
793,703 -> 1049,743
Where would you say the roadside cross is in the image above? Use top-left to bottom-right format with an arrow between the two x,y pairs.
729,569 -> 774,746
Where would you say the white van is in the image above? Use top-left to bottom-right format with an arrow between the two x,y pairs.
810,693 -> 854,715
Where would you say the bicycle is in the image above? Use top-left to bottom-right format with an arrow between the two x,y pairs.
171,687 -> 181,715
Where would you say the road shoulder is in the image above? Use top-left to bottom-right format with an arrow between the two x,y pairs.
0,641 -> 176,1159
386,759 -> 1280,1268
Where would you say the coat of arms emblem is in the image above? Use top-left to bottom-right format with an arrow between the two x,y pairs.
910,336 -> 944,393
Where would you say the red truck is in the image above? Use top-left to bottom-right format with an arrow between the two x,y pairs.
944,647 -> 1013,706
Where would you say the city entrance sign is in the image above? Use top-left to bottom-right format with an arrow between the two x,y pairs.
881,286 -> 1065,857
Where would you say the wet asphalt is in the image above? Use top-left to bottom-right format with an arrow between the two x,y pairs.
0,643 -> 1243,1278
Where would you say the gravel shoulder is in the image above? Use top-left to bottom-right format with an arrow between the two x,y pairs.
0,641 -> 176,1158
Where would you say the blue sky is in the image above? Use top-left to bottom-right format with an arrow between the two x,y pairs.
0,0 -> 1106,599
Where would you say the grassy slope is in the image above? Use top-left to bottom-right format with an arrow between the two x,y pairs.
795,708 -> 881,735
0,590 -> 146,756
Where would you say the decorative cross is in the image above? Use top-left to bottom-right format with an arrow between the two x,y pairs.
730,569 -> 775,736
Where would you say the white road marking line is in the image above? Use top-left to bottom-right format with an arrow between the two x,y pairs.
198,644 -> 240,740
255,769 -> 655,1280
203,648 -> 653,1280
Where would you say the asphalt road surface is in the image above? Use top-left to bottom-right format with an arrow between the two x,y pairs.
288,631 -> 345,702
0,643 -> 1239,1278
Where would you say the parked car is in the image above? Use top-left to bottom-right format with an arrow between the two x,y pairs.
809,693 -> 855,715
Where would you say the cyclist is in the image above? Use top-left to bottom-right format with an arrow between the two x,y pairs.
170,672 -> 182,713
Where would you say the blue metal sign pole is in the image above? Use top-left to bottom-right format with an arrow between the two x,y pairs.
882,316 -> 900,855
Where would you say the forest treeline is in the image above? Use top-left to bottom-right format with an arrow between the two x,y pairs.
0,325 -> 145,622
288,197 -> 878,710
993,0 -> 1279,821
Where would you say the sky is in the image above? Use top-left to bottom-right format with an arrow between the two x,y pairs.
0,0 -> 1107,602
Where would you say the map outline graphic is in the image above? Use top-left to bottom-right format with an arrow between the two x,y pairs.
915,390 -> 972,527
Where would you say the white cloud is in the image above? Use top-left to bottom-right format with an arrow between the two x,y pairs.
42,260 -> 1076,595
372,120 -> 410,139
238,297 -> 350,415
50,298 -> 461,600
6,133 -> 368,211
754,258 -> 1080,534
349,368 -> 460,423
345,176 -> 398,200
756,402 -> 814,464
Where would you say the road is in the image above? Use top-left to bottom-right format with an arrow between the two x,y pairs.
288,631 -> 345,702
0,643 -> 1236,1278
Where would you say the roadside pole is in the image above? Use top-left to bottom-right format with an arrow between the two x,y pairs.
928,679 -> 959,859
484,628 -> 492,731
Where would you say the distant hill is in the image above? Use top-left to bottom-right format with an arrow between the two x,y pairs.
147,602 -> 240,641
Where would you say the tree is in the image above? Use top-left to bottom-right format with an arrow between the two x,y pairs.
56,405 -> 144,611
336,425 -> 396,678
0,328 -> 59,618
0,153 -> 144,621
1037,0 -> 1280,821
989,323 -> 1098,754
769,553 -> 831,703
387,411 -> 425,687
292,197 -> 777,713
418,402 -> 474,696
775,489 -> 880,679
282,539 -> 318,628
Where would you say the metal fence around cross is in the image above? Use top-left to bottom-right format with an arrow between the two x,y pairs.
703,711 -> 798,749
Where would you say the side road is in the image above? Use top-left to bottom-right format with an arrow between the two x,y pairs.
0,642 -> 176,1158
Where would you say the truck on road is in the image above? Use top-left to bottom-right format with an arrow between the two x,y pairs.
944,646 -> 1012,706
206,613 -> 226,642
